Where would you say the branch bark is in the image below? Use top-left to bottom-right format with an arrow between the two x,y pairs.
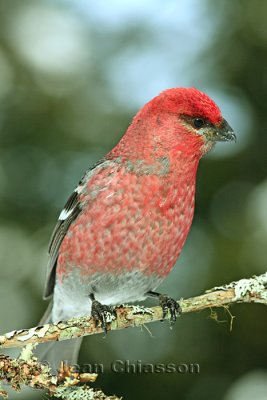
0,346 -> 119,399
0,272 -> 266,349
0,273 -> 266,398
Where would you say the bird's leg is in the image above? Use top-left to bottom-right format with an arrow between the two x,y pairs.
146,291 -> 182,324
89,293 -> 116,335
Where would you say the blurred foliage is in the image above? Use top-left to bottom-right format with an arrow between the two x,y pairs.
0,0 -> 266,399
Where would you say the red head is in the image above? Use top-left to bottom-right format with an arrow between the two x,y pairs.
110,87 -> 235,161
144,87 -> 223,125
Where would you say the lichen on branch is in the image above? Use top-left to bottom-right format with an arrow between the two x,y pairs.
0,273 -> 266,399
0,273 -> 266,350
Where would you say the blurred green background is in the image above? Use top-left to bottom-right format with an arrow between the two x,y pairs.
0,0 -> 267,399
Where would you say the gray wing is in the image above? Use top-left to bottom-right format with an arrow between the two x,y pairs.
43,189 -> 82,299
43,160 -> 105,299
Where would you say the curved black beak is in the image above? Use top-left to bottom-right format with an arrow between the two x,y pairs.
215,119 -> 236,143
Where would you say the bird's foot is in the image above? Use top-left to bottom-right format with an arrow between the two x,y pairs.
159,294 -> 182,324
147,291 -> 182,325
89,294 -> 116,335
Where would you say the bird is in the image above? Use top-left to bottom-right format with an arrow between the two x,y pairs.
40,87 -> 235,367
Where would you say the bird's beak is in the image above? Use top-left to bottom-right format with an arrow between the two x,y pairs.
213,119 -> 236,143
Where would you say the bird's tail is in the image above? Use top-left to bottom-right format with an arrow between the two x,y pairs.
37,302 -> 83,372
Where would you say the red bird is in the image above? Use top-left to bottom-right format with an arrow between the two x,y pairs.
41,87 -> 235,365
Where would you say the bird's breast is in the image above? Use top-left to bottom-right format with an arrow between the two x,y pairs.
58,165 -> 196,278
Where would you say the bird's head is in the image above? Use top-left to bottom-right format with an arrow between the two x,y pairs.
132,87 -> 236,158
110,88 -> 235,164
172,87 -> 236,154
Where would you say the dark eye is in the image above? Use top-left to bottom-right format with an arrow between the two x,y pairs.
193,118 -> 205,129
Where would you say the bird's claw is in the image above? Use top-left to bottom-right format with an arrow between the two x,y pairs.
91,299 -> 116,335
159,294 -> 182,324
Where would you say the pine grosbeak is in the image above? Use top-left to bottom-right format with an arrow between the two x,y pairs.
40,87 -> 235,366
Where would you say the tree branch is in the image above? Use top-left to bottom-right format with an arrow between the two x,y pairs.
0,345 -> 119,399
1,272 -> 266,349
0,273 -> 266,398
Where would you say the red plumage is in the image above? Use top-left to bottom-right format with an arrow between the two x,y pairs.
41,87 -> 234,366
56,88 -> 221,282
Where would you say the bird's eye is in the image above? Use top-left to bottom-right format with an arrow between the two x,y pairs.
193,118 -> 205,129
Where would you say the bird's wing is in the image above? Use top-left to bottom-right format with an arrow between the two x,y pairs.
43,160 -> 106,299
